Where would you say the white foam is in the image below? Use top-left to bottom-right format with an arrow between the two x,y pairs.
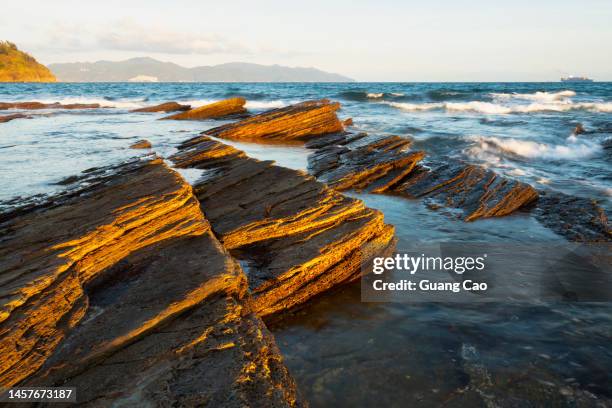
491,90 -> 576,102
367,93 -> 384,99
386,100 -> 612,114
536,178 -> 551,185
176,99 -> 217,108
32,97 -> 146,109
466,135 -> 601,160
173,167 -> 207,185
508,168 -> 527,176
244,100 -> 289,110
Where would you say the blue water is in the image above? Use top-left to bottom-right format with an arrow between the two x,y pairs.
1,82 -> 611,406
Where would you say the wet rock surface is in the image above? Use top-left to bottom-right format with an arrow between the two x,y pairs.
170,135 -> 395,318
0,113 -> 30,123
130,101 -> 191,113
307,132 -> 536,221
0,102 -> 101,110
162,97 -> 247,120
0,158 -> 303,407
307,133 -> 425,193
394,160 -> 539,222
305,129 -> 609,241
129,139 -> 152,149
534,192 -> 611,242
203,99 -> 343,142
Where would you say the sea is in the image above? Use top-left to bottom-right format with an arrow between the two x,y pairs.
1,82 -> 611,406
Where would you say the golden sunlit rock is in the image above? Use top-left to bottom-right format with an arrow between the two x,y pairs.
203,99 -> 343,142
0,158 -> 303,406
161,97 -> 247,120
171,136 -> 396,317
307,133 -> 425,192
130,101 -> 191,113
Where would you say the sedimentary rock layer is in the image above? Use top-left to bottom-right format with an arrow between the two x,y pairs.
306,132 -> 537,222
534,192 -> 611,242
170,136 -> 395,317
162,97 -> 247,120
129,139 -> 152,149
203,99 -> 343,142
0,113 -> 30,123
395,161 -> 539,221
130,101 -> 191,113
306,131 -> 609,240
307,133 -> 425,192
0,158 -> 303,406
0,102 -> 101,110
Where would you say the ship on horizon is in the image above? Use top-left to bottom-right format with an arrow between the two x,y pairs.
561,75 -> 594,82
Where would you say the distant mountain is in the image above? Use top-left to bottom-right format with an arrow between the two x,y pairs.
48,57 -> 353,82
0,41 -> 56,82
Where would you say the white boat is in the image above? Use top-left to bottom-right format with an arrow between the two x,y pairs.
561,75 -> 593,82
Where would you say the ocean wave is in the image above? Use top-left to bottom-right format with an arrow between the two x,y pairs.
338,90 -> 405,102
224,91 -> 267,100
23,97 -> 145,109
466,135 -> 601,161
426,89 -> 476,101
385,101 -> 612,114
490,90 -> 576,102
176,99 -> 218,108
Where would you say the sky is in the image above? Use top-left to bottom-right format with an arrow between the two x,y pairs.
1,0 -> 611,81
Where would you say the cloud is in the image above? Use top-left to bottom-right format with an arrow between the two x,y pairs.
98,20 -> 249,55
34,19 -> 249,56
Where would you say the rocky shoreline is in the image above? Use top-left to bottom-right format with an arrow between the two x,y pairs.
0,97 -> 610,405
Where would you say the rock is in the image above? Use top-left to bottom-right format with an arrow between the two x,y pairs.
394,161 -> 538,221
573,123 -> 586,135
306,132 -> 537,221
0,102 -> 101,110
534,192 -> 611,242
307,133 -> 424,192
129,139 -> 152,149
53,174 -> 81,185
203,99 -> 343,143
343,118 -> 354,126
170,136 -> 395,317
162,97 -> 247,120
130,101 -> 191,113
0,158 -> 303,406
0,113 -> 30,123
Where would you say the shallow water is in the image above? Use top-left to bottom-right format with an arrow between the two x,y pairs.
270,193 -> 612,407
1,82 -> 611,405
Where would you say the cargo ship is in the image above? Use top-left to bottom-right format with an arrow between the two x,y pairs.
561,75 -> 594,82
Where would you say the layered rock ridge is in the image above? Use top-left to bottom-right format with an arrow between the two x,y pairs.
130,101 -> 191,113
0,158 -> 303,406
162,97 -> 247,120
0,113 -> 30,123
0,102 -> 101,110
306,131 -> 609,241
170,136 -> 395,317
202,99 -> 343,142
306,132 -> 537,222
306,132 -> 425,193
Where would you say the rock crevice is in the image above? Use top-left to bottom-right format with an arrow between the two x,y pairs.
170,135 -> 395,317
